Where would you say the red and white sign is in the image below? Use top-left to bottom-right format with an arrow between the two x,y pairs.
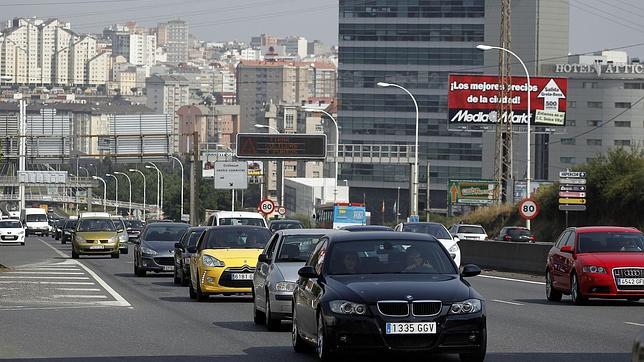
518,198 -> 540,220
278,206 -> 286,215
258,199 -> 275,215
448,74 -> 568,126
559,191 -> 586,198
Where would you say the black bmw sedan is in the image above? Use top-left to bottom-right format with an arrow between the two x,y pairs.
292,232 -> 486,361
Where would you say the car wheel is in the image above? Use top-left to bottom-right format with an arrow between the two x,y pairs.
20,242 -> 25,246
181,268 -> 189,286
316,313 -> 334,361
71,248 -> 79,259
120,247 -> 128,255
111,251 -> 120,259
188,280 -> 197,299
571,273 -> 587,305
61,239 -> 66,245
546,270 -> 562,302
459,327 -> 487,362
253,290 -> 265,325
265,295 -> 280,331
173,267 -> 181,285
292,306 -> 308,353
196,280 -> 208,302
134,258 -> 146,277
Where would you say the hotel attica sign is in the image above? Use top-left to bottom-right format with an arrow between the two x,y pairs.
555,63 -> 644,76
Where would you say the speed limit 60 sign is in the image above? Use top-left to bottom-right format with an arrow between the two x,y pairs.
258,199 -> 275,214
518,198 -> 540,220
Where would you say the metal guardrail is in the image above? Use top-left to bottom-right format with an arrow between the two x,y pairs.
0,176 -> 98,187
0,194 -> 155,211
327,144 -> 415,164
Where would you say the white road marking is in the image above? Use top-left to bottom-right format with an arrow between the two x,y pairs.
0,276 -> 90,280
625,322 -> 644,327
478,274 -> 545,286
55,288 -> 101,292
4,272 -> 85,275
52,295 -> 108,299
0,305 -> 125,311
491,299 -> 524,306
38,238 -> 69,258
74,260 -> 131,307
0,281 -> 95,285
16,268 -> 80,272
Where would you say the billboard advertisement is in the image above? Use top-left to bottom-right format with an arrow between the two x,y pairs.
448,74 -> 568,127
201,151 -> 234,178
448,179 -> 498,205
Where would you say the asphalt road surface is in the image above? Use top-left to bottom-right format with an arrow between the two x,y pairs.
0,236 -> 641,361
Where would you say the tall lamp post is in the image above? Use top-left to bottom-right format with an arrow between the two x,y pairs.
105,173 -> 119,214
377,82 -> 420,218
169,156 -> 185,222
128,169 -> 146,221
114,172 -> 132,217
79,166 -> 90,212
146,163 -> 163,219
92,176 -> 107,212
254,124 -> 284,208
303,108 -> 340,202
476,44 -> 532,229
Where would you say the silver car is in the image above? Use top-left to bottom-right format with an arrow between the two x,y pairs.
252,228 -> 330,330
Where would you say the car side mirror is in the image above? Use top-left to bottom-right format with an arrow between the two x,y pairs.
186,246 -> 197,254
560,245 -> 574,254
258,253 -> 270,264
174,243 -> 182,249
461,264 -> 481,278
298,266 -> 318,279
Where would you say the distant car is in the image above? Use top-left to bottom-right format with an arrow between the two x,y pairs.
546,226 -> 644,304
634,328 -> 644,362
205,211 -> 268,228
268,219 -> 304,233
124,219 -> 144,241
188,225 -> 271,301
134,222 -> 190,277
54,219 -> 66,240
449,224 -> 488,241
497,226 -> 536,242
340,225 -> 393,232
61,219 -> 78,244
111,217 -> 129,254
253,229 -> 328,330
395,222 -> 461,267
71,216 -> 120,259
291,231 -> 486,361
0,219 -> 25,246
174,226 -> 207,285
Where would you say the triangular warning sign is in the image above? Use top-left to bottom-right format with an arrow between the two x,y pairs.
240,137 -> 257,156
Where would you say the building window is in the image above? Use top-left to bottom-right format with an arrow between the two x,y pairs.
567,120 -> 576,127
561,138 -> 576,145
614,140 -> 631,147
314,124 -> 323,132
615,102 -> 631,108
285,114 -> 294,129
614,121 -> 631,127
587,120 -> 602,127
624,83 -> 642,89
560,157 -> 576,164
568,101 -> 576,108
587,101 -> 603,108
582,81 -> 598,88
587,139 -> 602,146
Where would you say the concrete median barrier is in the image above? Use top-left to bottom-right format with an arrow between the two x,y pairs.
459,240 -> 553,274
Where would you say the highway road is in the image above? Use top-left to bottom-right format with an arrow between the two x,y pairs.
0,237 -> 641,361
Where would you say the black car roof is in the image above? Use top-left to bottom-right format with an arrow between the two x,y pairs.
402,222 -> 442,226
269,220 -> 302,224
341,225 -> 394,231
187,226 -> 207,231
207,225 -> 270,231
326,231 -> 436,243
146,222 -> 189,227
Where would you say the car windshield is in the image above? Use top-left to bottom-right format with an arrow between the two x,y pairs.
143,224 -> 190,242
328,239 -> 457,275
124,220 -> 143,228
205,228 -> 271,249
77,219 -> 116,232
508,229 -> 531,237
458,226 -> 486,234
403,223 -> 451,239
187,230 -> 205,247
276,235 -> 323,262
112,219 -> 125,229
220,217 -> 265,227
64,220 -> 77,229
271,222 -> 304,231
26,214 -> 48,222
0,220 -> 21,228
577,232 -> 644,253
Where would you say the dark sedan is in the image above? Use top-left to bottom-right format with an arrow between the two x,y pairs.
133,222 -> 190,277
268,219 -> 304,233
124,219 -> 144,241
340,225 -> 393,232
292,232 -> 486,361
174,226 -> 207,285
497,226 -> 536,242
54,219 -> 66,240
60,219 -> 77,244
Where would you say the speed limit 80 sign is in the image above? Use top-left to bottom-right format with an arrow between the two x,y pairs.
518,198 -> 540,220
258,199 -> 275,215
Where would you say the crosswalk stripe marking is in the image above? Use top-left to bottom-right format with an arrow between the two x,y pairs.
5,272 -> 85,275
55,288 -> 101,292
52,295 -> 108,299
0,276 -> 90,280
0,281 -> 95,285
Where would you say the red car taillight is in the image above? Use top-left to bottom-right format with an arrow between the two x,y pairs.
529,235 -> 536,241
504,235 -> 511,241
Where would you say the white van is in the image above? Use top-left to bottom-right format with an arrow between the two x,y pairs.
20,208 -> 50,236
205,211 -> 267,228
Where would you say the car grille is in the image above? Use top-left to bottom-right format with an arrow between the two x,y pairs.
613,268 -> 644,291
412,301 -> 442,316
377,302 -> 409,317
154,257 -> 174,266
217,266 -> 255,288
384,335 -> 438,349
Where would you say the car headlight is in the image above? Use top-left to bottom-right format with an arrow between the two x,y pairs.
582,265 -> 606,274
108,236 -> 119,243
119,234 -> 128,241
75,235 -> 87,243
140,246 -> 158,256
449,299 -> 482,315
329,300 -> 368,315
203,255 -> 225,267
275,281 -> 297,292
449,244 -> 460,253
17,230 -> 24,235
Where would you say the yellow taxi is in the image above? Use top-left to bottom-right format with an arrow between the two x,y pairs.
188,225 -> 271,301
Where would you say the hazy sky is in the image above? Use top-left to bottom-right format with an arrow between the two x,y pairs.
1,0 -> 644,58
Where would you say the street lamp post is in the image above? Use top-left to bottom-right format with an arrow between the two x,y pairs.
303,108 -> 340,202
476,44 -> 532,229
146,163 -> 163,219
377,82 -> 420,218
128,169 -> 146,221
254,124 -> 284,208
169,156 -> 185,222
114,172 -> 132,217
92,176 -> 107,212
105,173 -> 118,214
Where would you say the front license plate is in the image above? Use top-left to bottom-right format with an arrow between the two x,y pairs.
618,278 -> 644,285
386,322 -> 436,335
4,236 -> 17,240
231,273 -> 253,281
89,245 -> 104,250
163,266 -> 174,271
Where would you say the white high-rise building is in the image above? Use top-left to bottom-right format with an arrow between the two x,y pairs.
128,33 -> 156,67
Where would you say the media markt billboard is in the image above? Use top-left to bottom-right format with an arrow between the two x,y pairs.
448,179 -> 498,205
447,74 -> 568,127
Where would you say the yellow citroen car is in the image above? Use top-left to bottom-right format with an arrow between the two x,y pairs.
72,214 -> 120,259
188,225 -> 271,301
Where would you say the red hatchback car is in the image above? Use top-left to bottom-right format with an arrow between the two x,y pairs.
546,226 -> 644,304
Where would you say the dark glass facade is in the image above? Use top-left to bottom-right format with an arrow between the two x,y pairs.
338,0 -> 485,216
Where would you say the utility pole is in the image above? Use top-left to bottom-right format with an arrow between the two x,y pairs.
426,161 -> 431,221
190,131 -> 199,225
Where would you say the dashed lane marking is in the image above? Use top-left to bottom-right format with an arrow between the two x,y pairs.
478,274 -> 545,286
52,295 -> 109,299
625,322 -> 644,327
4,272 -> 85,275
0,276 -> 90,280
491,299 -> 524,306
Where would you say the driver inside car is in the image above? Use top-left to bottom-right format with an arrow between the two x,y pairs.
403,247 -> 434,272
